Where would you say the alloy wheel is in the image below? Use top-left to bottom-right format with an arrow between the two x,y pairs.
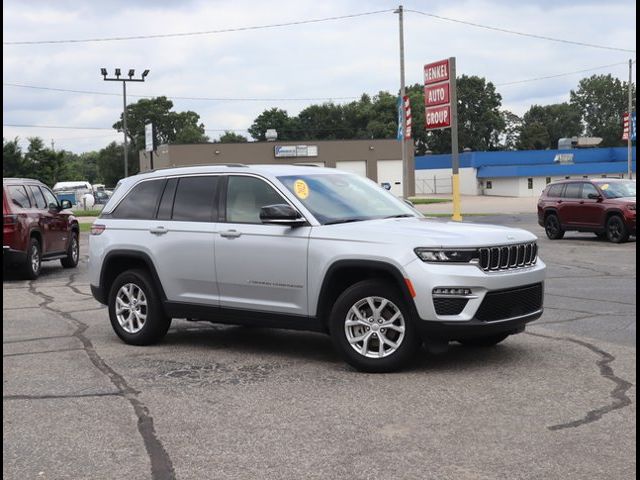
115,283 -> 148,334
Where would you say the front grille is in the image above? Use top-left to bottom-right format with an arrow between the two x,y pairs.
478,242 -> 537,271
475,283 -> 543,322
434,297 -> 468,315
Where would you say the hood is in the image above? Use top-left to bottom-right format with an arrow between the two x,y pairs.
315,217 -> 537,248
606,197 -> 636,206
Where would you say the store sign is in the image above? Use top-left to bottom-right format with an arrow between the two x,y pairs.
145,123 -> 154,152
424,59 -> 453,130
274,145 -> 318,158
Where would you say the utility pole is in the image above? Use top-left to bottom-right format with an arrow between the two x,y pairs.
395,5 -> 408,199
628,59 -> 634,180
450,57 -> 462,221
101,68 -> 150,179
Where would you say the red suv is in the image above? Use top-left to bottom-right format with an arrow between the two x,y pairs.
3,178 -> 80,279
538,179 -> 636,243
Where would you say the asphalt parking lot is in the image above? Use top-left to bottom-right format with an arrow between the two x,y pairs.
3,214 -> 636,480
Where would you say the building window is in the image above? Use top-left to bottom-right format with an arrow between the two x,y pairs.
583,175 -> 589,179
527,178 -> 533,189
565,176 -> 570,179
486,181 -> 492,189
546,177 -> 551,184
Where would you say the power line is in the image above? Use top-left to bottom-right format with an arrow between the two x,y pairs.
495,61 -> 632,86
406,8 -> 635,53
3,124 -> 112,130
2,82 -> 360,102
3,9 -> 393,45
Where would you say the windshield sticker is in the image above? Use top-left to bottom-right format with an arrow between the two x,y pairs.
293,179 -> 310,199
600,184 -> 609,190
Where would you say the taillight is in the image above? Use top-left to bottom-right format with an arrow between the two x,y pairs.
90,224 -> 106,235
3,214 -> 18,228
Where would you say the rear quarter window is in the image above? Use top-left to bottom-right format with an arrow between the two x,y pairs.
546,184 -> 564,197
7,185 -> 31,208
111,179 -> 165,220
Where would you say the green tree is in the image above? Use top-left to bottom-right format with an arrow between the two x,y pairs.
517,103 -> 582,150
423,76 -> 505,154
218,131 -> 248,143
97,142 -> 135,187
23,137 -> 68,186
248,108 -> 299,141
3,138 -> 26,178
113,96 -> 209,151
500,111 -> 522,150
570,74 -> 636,147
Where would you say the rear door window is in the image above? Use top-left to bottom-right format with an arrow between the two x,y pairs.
172,176 -> 219,222
563,183 -> 582,199
112,179 -> 165,219
28,186 -> 47,209
7,185 -> 31,208
157,178 -> 178,220
546,184 -> 564,197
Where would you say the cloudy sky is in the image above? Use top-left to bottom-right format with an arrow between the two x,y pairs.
2,0 -> 636,153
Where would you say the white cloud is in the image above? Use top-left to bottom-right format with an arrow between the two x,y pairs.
2,0 -> 636,152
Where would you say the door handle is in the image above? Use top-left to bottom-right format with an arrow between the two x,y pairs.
557,200 -> 563,204
149,226 -> 168,235
220,229 -> 241,239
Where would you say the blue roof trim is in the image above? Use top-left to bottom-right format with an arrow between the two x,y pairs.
415,146 -> 636,171
477,161 -> 636,178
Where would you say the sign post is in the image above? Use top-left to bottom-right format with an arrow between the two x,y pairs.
424,57 -> 461,221
145,123 -> 155,170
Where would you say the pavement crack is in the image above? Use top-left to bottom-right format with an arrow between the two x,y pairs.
3,347 -> 85,357
527,331 -> 633,431
4,392 -> 122,401
66,273 -> 93,297
545,293 -> 637,306
27,281 -> 175,480
3,334 -> 75,344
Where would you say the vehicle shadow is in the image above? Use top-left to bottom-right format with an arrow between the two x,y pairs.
162,322 -> 527,373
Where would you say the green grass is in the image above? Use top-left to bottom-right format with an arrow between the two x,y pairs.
79,223 -> 92,233
408,197 -> 452,205
72,209 -> 103,217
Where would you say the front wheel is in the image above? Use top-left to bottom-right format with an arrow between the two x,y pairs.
329,279 -> 421,373
108,269 -> 172,345
544,214 -> 564,240
606,215 -> 629,243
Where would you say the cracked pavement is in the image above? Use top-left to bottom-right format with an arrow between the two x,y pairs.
3,215 -> 636,480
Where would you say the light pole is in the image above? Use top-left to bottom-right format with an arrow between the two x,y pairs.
101,68 -> 149,178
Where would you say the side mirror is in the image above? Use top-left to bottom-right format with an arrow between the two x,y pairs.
60,199 -> 73,210
402,198 -> 415,208
587,193 -> 603,201
259,204 -> 306,227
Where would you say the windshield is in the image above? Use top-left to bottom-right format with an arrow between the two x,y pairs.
595,181 -> 636,199
277,173 -> 419,225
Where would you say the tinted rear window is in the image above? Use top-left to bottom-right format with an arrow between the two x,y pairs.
112,179 -> 165,219
172,176 -> 219,222
547,184 -> 564,197
157,178 -> 178,221
28,186 -> 47,209
7,185 -> 31,208
564,183 -> 582,198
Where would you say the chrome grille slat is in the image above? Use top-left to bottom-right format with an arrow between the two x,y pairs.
478,242 -> 538,272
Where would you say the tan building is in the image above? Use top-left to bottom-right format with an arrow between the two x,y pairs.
139,139 -> 415,197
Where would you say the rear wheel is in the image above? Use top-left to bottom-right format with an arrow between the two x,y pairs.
22,237 -> 41,280
108,269 -> 172,345
329,279 -> 421,373
606,215 -> 629,243
544,214 -> 564,240
458,334 -> 509,347
61,231 -> 79,268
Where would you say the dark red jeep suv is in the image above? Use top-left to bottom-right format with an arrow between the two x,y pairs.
3,178 -> 80,279
538,179 -> 636,243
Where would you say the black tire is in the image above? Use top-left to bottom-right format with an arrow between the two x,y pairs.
605,215 -> 629,244
21,237 -> 42,280
458,334 -> 509,347
108,269 -> 171,346
544,214 -> 564,240
60,230 -> 79,268
329,279 -> 421,373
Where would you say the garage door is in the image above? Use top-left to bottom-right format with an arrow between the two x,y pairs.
335,161 -> 367,177
377,160 -> 403,196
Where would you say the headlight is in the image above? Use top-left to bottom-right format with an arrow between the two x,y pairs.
415,248 -> 478,263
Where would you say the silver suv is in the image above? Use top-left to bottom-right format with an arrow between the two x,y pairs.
89,165 -> 545,372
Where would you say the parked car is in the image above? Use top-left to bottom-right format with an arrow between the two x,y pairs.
538,179 -> 636,243
3,178 -> 80,279
89,165 -> 545,372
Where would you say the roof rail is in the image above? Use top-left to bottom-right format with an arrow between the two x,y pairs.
293,163 -> 320,167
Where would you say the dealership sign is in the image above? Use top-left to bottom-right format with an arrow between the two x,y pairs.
274,145 -> 318,158
424,59 -> 454,130
622,112 -> 636,141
